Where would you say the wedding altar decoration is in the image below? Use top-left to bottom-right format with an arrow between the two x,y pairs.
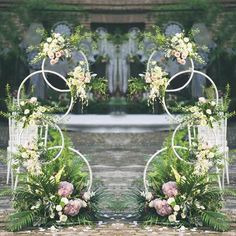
134,27 -> 235,231
1,28 -> 102,232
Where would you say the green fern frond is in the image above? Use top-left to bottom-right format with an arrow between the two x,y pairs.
7,211 -> 35,232
201,211 -> 230,232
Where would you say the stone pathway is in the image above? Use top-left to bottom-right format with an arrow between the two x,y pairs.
1,126 -> 236,235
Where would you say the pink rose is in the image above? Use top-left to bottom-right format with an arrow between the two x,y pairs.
58,181 -> 74,197
55,51 -> 62,58
63,199 -> 81,216
162,181 -> 178,197
153,199 -> 173,216
174,51 -> 181,58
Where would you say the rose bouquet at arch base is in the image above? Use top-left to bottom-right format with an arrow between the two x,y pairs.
1,130 -> 103,232
133,131 -> 236,232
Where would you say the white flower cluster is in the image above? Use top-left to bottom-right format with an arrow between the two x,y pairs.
166,33 -> 193,65
18,97 -> 51,126
192,142 -> 222,176
184,97 -> 217,126
68,61 -> 92,104
42,33 -> 71,65
15,141 -> 42,175
145,61 -> 168,105
165,32 -> 204,65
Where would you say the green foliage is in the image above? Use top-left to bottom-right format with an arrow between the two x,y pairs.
128,77 -> 147,102
89,78 -> 109,101
133,130 -> 230,231
4,130 -> 101,232
201,211 -> 229,232
7,211 -> 35,232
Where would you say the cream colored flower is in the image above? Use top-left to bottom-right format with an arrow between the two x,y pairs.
167,197 -> 175,205
145,192 -> 153,201
148,200 -> 154,208
83,192 -> 91,201
20,101 -> 25,106
30,97 -> 37,103
183,37 -> 189,43
174,205 -> 180,212
208,152 -> 215,159
47,37 -> 52,43
24,109 -> 30,115
168,214 -> 176,222
61,197 -> 69,205
56,205 -> 62,211
206,109 -> 212,115
59,214 -> 68,222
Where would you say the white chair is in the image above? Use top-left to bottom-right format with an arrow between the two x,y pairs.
7,118 -> 39,188
197,118 -> 229,189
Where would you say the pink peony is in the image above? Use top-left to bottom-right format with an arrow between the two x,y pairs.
162,181 -> 178,197
58,181 -> 74,197
63,199 -> 81,216
153,199 -> 173,216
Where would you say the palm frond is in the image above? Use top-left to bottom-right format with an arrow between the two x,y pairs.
7,211 -> 35,232
201,211 -> 230,231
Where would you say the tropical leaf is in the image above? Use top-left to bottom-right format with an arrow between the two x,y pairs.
7,211 -> 35,232
201,211 -> 230,231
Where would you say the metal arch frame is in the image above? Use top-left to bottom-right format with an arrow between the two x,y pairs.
144,52 -> 221,192
12,52 -> 93,192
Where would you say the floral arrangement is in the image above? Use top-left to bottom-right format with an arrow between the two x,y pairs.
28,26 -> 93,65
190,141 -> 223,176
135,132 -> 230,232
6,96 -> 56,128
2,131 -> 101,232
143,26 -> 207,65
67,61 -> 92,105
181,97 -> 226,128
164,32 -> 206,65
13,141 -> 43,176
144,61 -> 169,105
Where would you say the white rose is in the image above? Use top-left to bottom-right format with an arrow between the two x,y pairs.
145,192 -> 153,201
181,213 -> 186,219
21,152 -> 28,159
59,214 -> 68,222
198,97 -> 206,103
148,200 -> 154,208
80,200 -> 87,208
183,37 -> 189,43
56,205 -> 62,211
30,97 -> 37,103
24,109 -> 30,115
206,109 -> 212,115
167,197 -> 175,205
208,152 -> 215,159
61,197 -> 69,205
83,192 -> 91,201
174,205 -> 180,212
47,37 -> 52,43
168,214 -> 176,222
49,213 -> 55,219
20,101 -> 25,106
211,101 -> 216,106
54,33 -> 61,38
